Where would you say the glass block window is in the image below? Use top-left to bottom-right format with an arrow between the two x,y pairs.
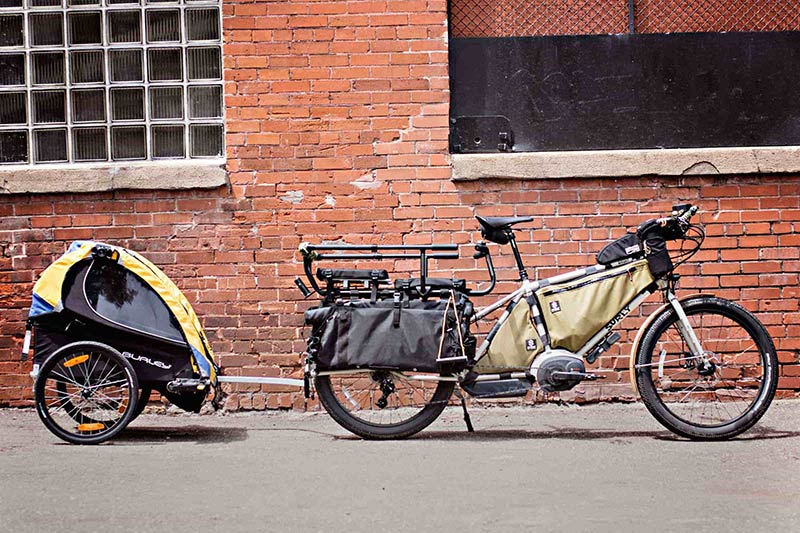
0,0 -> 224,166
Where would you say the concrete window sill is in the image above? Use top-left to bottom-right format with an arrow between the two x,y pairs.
0,161 -> 228,195
451,146 -> 800,180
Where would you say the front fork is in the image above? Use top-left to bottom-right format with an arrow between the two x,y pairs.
665,290 -> 707,363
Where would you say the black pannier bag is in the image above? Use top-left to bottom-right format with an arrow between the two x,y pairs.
305,295 -> 475,373
596,232 -> 643,265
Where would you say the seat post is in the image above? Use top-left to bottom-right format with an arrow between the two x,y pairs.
506,231 -> 528,280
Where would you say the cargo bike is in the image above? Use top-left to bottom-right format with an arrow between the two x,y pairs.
23,204 -> 778,444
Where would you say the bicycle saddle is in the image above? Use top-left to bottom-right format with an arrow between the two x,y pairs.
475,215 -> 533,230
475,215 -> 533,245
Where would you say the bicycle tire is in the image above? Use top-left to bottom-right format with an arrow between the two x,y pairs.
315,371 -> 455,440
35,341 -> 139,445
635,296 -> 778,440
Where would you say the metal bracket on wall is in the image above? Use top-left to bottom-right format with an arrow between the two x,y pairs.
498,131 -> 513,152
450,115 -> 514,153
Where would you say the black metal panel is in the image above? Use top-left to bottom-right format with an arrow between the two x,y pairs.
450,115 -> 514,152
450,32 -> 800,152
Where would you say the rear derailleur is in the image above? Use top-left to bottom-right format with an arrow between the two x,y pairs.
372,371 -> 395,409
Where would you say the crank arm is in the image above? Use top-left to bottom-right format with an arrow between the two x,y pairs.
550,371 -> 599,381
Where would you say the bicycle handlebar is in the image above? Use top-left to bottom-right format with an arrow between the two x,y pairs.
640,204 -> 699,242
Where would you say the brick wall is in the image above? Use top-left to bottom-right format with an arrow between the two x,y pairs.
1,0 -> 799,408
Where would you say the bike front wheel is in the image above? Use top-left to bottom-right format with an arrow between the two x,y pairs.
635,296 -> 778,440
315,370 -> 455,439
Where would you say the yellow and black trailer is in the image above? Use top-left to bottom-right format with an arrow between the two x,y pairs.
24,241 -> 300,444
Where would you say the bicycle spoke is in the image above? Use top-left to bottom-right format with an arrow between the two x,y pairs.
323,371 -> 447,427
36,347 -> 137,443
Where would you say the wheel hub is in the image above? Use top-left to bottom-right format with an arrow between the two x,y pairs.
697,357 -> 717,377
697,353 -> 717,377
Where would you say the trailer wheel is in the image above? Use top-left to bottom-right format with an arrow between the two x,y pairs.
35,341 -> 139,445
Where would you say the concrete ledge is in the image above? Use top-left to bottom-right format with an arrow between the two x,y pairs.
0,161 -> 228,195
451,146 -> 800,180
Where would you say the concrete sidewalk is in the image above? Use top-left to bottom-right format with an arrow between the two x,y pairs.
1,401 -> 799,532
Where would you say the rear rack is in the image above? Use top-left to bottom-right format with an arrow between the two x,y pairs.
298,242 -> 496,299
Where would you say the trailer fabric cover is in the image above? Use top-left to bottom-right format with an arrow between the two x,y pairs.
29,241 -> 217,383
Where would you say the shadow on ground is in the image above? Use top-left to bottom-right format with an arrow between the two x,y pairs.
335,425 -> 800,443
111,425 -> 249,445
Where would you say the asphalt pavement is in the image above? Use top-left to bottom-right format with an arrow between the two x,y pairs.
1,400 -> 799,532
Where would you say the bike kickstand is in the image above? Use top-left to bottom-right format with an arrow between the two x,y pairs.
454,388 -> 474,433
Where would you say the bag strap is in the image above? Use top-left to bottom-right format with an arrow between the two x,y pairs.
436,295 -> 453,359
436,290 -> 468,362
451,290 -> 467,357
392,292 -> 402,327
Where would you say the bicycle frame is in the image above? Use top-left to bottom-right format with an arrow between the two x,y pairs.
307,257 -> 675,382
390,271 -> 707,388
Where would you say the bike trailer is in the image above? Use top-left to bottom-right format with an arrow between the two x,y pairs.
25,241 -> 218,413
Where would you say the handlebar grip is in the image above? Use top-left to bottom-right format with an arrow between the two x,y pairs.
679,205 -> 698,222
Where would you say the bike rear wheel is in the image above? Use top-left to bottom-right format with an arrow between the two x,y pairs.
315,370 -> 454,439
635,297 -> 778,440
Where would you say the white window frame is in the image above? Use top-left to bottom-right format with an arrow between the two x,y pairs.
0,0 -> 226,169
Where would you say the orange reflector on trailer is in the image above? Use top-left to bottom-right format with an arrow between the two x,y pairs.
77,423 -> 105,432
64,355 -> 90,368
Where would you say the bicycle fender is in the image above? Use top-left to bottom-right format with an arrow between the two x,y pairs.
627,293 -> 714,396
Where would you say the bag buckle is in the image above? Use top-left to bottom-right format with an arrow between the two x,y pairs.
392,292 -> 402,327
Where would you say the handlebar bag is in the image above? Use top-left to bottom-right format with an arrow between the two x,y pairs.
636,220 -> 676,278
536,260 -> 655,353
596,233 -> 643,265
640,235 -> 673,278
305,297 -> 473,373
476,299 -> 543,373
